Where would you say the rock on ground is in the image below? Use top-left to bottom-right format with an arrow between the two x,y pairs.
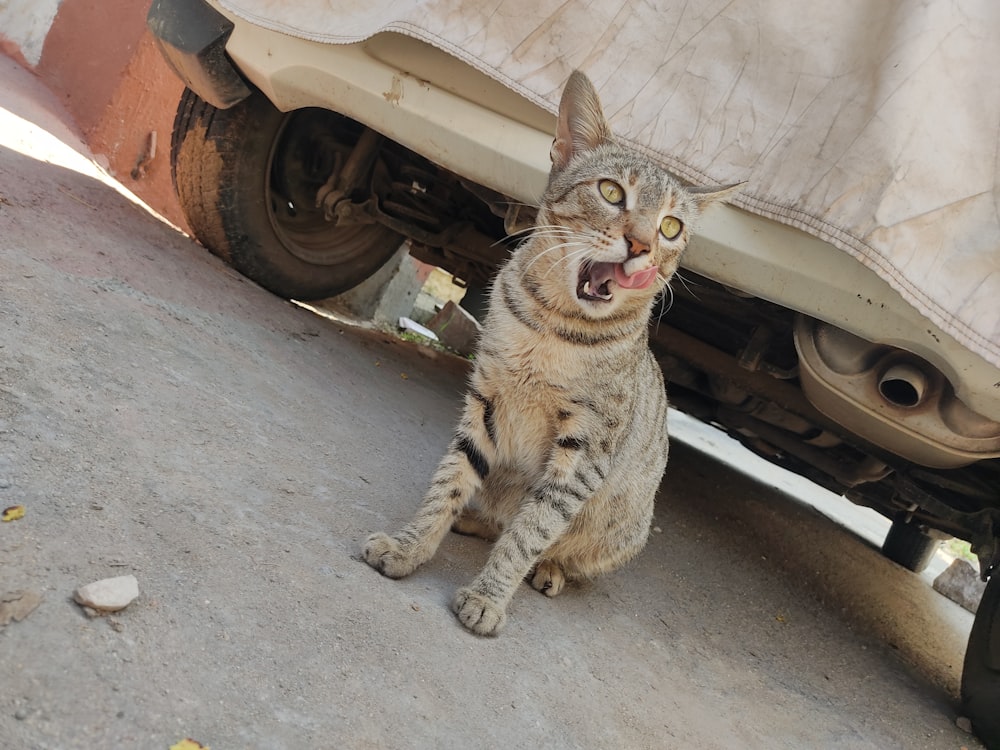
933,558 -> 986,613
74,575 -> 139,613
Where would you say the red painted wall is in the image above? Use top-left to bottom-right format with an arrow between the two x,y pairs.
35,0 -> 187,231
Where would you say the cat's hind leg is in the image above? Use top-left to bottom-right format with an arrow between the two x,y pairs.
528,488 -> 655,598
451,507 -> 501,541
527,487 -> 656,596
529,560 -> 567,597
451,473 -> 521,541
363,390 -> 495,578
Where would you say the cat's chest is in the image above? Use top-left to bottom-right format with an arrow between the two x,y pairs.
484,381 -> 582,473
477,353 -> 626,468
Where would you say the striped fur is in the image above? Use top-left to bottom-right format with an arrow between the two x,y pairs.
362,71 -> 738,635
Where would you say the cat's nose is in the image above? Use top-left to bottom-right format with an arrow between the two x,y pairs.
625,235 -> 649,258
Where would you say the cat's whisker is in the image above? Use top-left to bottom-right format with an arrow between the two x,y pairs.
523,242 -> 589,276
673,271 -> 700,301
508,231 -> 581,253
663,283 -> 675,313
511,223 -> 569,234
504,224 -> 575,241
521,232 -> 581,246
553,246 -> 591,269
545,241 -> 589,260
652,282 -> 675,334
538,246 -> 591,279
519,233 -> 588,265
542,245 -> 592,279
495,225 -> 578,249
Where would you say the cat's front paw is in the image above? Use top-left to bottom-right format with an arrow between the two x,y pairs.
451,587 -> 507,636
361,532 -> 419,579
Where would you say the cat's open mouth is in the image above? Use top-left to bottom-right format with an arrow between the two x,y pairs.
577,262 -> 658,302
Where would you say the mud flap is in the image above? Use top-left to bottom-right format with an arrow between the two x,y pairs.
147,0 -> 251,108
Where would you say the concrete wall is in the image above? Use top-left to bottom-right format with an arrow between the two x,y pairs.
0,0 -> 61,66
1,0 -> 186,229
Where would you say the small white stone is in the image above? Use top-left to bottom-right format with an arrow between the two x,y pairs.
74,575 -> 139,612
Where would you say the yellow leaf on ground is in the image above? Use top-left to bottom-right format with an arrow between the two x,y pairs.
2,505 -> 25,522
170,740 -> 209,750
0,590 -> 43,626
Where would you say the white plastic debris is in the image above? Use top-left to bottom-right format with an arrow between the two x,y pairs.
398,316 -> 439,341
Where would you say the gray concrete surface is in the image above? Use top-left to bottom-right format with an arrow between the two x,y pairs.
0,55 -> 983,749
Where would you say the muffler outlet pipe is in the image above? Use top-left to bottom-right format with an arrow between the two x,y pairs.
878,363 -> 929,408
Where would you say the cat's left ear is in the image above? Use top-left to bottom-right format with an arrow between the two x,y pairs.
689,182 -> 746,213
551,71 -> 613,171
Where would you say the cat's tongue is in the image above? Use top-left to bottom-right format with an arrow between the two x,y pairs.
613,263 -> 658,290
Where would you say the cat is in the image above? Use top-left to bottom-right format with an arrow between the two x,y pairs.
362,70 -> 739,636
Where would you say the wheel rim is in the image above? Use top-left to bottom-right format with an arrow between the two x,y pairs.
265,109 -> 385,266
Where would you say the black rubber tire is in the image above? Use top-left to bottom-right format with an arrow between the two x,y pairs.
880,517 -> 939,573
170,87 -> 403,300
962,572 -> 1000,749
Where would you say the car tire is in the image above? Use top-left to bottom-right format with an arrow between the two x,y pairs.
170,87 -> 404,300
880,517 -> 939,573
962,572 -> 1000,749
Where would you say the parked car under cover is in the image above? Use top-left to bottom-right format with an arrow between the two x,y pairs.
148,0 -> 1000,744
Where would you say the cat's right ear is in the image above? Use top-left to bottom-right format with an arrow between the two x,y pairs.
551,71 -> 613,171
689,182 -> 747,213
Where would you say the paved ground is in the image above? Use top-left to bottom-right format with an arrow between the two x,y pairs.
0,55 -> 984,749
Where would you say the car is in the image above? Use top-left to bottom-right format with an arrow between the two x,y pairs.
147,0 -> 1000,744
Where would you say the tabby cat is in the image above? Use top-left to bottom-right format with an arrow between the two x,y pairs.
362,70 -> 738,635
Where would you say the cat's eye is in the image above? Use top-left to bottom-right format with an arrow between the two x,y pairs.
660,216 -> 683,240
598,180 -> 625,205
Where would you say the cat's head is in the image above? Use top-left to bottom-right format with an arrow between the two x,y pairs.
530,70 -> 740,320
